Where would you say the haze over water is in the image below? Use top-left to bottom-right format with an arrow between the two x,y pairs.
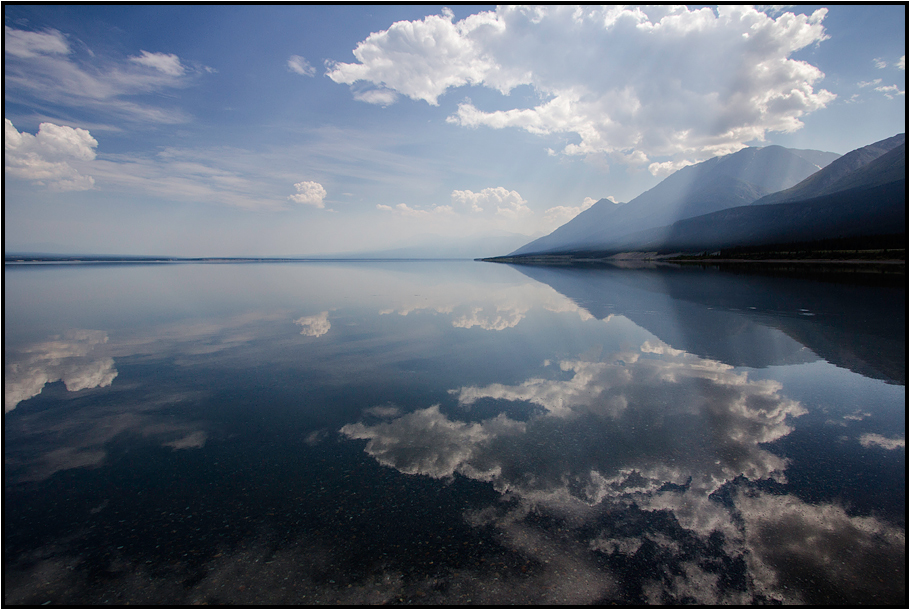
4,260 -> 905,605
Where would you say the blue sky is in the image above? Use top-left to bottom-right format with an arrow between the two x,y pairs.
4,4 -> 906,256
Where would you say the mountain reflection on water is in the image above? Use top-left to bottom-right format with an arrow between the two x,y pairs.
4,261 -> 905,605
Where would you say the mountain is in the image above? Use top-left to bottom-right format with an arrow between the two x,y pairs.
752,133 -> 905,206
509,145 -> 840,256
623,179 -> 905,253
337,232 -> 538,259
595,140 -> 906,254
508,197 -> 628,256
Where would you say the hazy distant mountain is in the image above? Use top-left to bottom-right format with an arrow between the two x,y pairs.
508,197 -> 628,256
752,133 -> 905,206
509,144 -> 839,256
338,232 -> 538,259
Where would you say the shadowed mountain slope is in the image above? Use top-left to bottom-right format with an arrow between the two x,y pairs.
752,133 -> 905,206
620,177 -> 905,253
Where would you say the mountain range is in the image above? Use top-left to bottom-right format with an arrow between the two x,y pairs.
504,133 -> 905,258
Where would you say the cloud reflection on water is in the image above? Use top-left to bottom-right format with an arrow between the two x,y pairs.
341,337 -> 904,603
4,329 -> 117,412
379,281 -> 594,331
345,339 -> 804,502
295,311 -> 332,337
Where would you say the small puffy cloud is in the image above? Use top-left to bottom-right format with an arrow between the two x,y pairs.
287,54 -> 316,76
452,305 -> 528,331
898,55 -> 906,70
328,6 -> 835,168
649,158 -> 696,178
543,196 -> 600,224
873,57 -> 889,69
451,187 -> 528,217
858,78 -> 882,88
129,50 -> 185,76
5,119 -> 98,191
295,311 -> 331,337
288,180 -> 327,207
381,203 -> 426,217
343,404 -> 534,481
858,433 -> 904,450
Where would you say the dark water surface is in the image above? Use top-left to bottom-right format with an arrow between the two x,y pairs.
4,260 -> 905,605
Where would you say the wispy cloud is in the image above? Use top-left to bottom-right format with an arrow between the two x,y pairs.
376,202 -> 453,217
287,54 -> 315,76
129,50 -> 186,76
874,84 -> 905,99
4,25 -> 208,125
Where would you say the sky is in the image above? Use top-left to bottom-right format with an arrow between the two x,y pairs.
4,4 -> 906,256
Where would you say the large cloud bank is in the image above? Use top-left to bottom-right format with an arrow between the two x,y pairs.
328,6 -> 834,171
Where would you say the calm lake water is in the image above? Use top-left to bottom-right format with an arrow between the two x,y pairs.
4,260 -> 905,605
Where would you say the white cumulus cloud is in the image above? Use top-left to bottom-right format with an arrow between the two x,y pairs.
543,196 -> 601,224
288,180 -> 327,207
5,119 -> 98,191
328,6 -> 835,168
451,187 -> 529,217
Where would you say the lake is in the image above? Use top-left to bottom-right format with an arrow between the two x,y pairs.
4,260 -> 905,605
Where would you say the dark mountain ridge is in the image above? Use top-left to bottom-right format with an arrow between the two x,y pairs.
752,133 -> 905,206
627,177 -> 905,254
505,134 -> 904,258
